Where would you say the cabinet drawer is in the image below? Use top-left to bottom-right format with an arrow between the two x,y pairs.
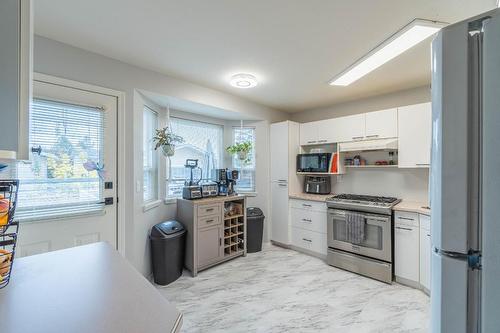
197,203 -> 221,217
290,199 -> 327,213
198,215 -> 221,229
291,227 -> 326,255
291,208 -> 327,234
394,211 -> 419,227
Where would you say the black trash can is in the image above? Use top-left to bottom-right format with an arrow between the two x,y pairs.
246,207 -> 265,253
150,220 -> 186,285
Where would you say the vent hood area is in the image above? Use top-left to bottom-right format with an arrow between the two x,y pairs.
339,138 -> 398,153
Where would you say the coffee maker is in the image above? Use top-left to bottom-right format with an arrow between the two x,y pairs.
213,168 -> 239,196
182,159 -> 203,200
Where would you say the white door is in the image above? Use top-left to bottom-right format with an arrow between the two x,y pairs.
420,216 -> 431,291
270,181 -> 290,245
398,103 -> 432,168
16,79 -> 118,257
365,108 -> 398,139
270,122 -> 288,181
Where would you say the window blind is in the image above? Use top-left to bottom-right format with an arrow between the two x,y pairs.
15,98 -> 105,220
233,127 -> 256,193
143,106 -> 159,203
167,117 -> 223,197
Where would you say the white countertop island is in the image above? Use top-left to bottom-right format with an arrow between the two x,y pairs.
0,242 -> 182,333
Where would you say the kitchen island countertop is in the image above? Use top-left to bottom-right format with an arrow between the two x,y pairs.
0,242 -> 182,333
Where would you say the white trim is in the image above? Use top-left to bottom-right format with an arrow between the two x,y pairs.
33,73 -> 127,257
239,192 -> 258,197
164,197 -> 177,205
143,104 -> 161,203
17,0 -> 32,160
143,199 -> 161,212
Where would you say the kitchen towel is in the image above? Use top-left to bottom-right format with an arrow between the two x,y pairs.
346,212 -> 365,244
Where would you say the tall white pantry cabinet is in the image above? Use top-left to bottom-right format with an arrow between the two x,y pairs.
270,121 -> 301,246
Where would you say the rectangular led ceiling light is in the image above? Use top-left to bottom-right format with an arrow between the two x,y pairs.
329,19 -> 447,86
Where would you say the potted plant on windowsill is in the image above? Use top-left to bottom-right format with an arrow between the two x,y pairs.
226,142 -> 252,164
153,127 -> 184,157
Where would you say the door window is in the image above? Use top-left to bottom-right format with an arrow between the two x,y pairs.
16,98 -> 105,220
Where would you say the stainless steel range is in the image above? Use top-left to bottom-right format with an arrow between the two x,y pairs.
326,194 -> 401,284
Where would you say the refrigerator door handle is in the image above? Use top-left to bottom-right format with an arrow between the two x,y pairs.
436,248 -> 482,270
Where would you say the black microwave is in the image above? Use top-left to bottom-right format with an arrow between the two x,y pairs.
296,153 -> 331,173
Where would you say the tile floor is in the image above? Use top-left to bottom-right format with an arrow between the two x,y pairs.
159,245 -> 429,333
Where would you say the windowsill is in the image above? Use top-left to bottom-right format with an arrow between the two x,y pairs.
164,197 -> 178,205
238,192 -> 258,197
143,199 -> 161,212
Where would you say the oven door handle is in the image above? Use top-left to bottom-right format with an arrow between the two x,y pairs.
328,211 -> 388,225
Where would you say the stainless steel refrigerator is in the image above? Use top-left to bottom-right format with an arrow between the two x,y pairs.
431,8 -> 500,333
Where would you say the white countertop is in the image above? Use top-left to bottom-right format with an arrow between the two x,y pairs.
289,192 -> 333,202
393,201 -> 431,216
289,194 -> 431,217
0,242 -> 182,333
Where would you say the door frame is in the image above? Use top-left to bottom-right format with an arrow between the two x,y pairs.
32,73 -> 127,256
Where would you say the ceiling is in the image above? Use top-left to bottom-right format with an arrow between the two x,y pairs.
34,0 -> 496,112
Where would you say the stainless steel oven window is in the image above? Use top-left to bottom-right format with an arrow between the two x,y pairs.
327,209 -> 392,262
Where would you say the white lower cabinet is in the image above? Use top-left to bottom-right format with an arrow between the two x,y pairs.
394,211 -> 432,293
291,227 -> 327,256
289,199 -> 327,256
394,212 -> 420,284
419,214 -> 431,292
291,208 -> 327,234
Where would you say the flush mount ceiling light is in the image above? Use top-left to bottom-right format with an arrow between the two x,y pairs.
329,19 -> 447,86
230,74 -> 258,89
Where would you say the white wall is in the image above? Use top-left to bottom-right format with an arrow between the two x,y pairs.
332,169 -> 429,203
33,35 -> 287,276
291,86 -> 432,203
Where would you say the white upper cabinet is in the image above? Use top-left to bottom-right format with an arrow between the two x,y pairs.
365,108 -> 398,139
299,121 -> 319,145
336,114 -> 365,142
0,0 -> 32,160
270,121 -> 289,181
398,103 -> 432,168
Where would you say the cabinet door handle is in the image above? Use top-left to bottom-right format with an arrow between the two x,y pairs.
219,238 -> 222,246
278,184 -> 287,187
302,204 -> 312,207
205,208 -> 214,212
427,234 -> 431,237
395,226 -> 413,231
307,140 -> 317,144
366,135 -> 379,138
301,218 -> 312,223
352,136 -> 364,140
205,219 -> 214,223
302,238 -> 312,242
398,216 -> 415,221
318,140 -> 328,143
416,163 -> 430,166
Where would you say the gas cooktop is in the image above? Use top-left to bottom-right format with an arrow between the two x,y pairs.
326,193 -> 401,215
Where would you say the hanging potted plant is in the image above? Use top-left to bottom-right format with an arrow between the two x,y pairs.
226,141 -> 252,164
153,127 -> 184,157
